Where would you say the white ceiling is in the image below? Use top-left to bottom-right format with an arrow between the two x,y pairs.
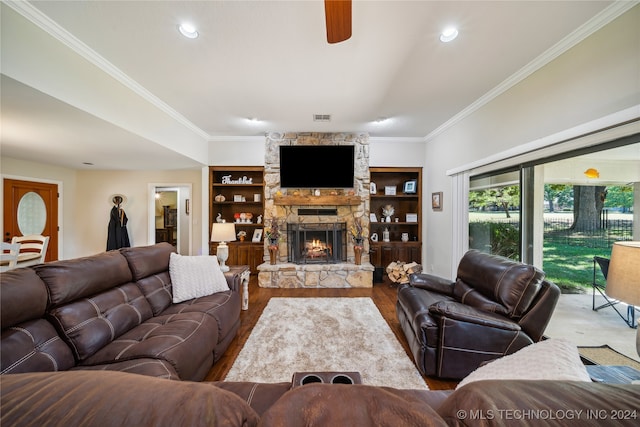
0,0 -> 634,170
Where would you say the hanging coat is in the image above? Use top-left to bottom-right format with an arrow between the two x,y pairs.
107,205 -> 130,250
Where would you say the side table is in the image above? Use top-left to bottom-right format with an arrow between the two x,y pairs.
228,265 -> 250,310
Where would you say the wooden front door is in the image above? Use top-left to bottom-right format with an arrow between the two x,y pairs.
3,179 -> 58,261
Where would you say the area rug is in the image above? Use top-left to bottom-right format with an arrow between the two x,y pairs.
578,345 -> 640,370
225,297 -> 428,389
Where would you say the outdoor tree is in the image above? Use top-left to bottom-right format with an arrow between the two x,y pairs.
604,185 -> 634,212
571,185 -> 607,231
469,186 -> 520,218
544,184 -> 572,212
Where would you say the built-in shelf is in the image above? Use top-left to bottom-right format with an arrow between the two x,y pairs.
273,195 -> 361,206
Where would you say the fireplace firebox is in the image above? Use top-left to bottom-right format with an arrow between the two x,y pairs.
287,223 -> 347,264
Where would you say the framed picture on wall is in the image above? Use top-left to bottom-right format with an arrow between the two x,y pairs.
432,192 -> 443,211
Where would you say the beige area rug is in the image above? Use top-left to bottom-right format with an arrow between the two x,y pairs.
579,345 -> 640,370
225,297 -> 428,389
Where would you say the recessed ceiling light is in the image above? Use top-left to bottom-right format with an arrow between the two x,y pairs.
178,23 -> 199,39
439,27 -> 458,43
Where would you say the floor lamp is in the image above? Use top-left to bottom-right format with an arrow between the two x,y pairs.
605,241 -> 640,356
211,222 -> 236,272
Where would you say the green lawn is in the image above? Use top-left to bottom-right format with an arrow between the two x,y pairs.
542,243 -> 609,292
469,212 -> 632,292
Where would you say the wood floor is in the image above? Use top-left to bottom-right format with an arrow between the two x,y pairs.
204,275 -> 458,390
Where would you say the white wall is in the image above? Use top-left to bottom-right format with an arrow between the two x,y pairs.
75,169 -> 202,257
208,136 -> 426,168
424,6 -> 640,277
1,156 -> 203,259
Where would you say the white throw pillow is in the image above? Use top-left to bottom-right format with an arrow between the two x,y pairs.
456,338 -> 591,389
169,253 -> 230,303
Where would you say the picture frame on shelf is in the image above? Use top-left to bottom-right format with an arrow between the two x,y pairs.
233,195 -> 243,202
406,213 -> 418,223
370,182 -> 377,194
403,180 -> 417,194
252,229 -> 263,242
384,186 -> 397,196
369,213 -> 378,223
432,192 -> 443,211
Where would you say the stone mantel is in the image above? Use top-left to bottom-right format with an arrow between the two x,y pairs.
273,194 -> 362,206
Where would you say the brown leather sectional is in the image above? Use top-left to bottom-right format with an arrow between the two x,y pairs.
2,370 -> 640,426
3,245 -> 640,426
0,243 -> 241,381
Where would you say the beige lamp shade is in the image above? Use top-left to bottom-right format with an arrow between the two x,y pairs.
211,222 -> 237,243
605,241 -> 640,306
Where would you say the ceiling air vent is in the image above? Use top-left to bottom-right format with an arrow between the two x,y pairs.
313,114 -> 331,122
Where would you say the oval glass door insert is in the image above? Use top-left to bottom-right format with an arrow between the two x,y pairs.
17,191 -> 47,235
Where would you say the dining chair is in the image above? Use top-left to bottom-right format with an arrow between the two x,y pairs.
11,235 -> 50,268
0,242 -> 21,272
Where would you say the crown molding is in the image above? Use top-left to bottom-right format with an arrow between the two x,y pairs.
424,0 -> 638,144
4,0 -> 210,141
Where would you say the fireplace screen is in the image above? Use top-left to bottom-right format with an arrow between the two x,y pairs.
287,223 -> 347,264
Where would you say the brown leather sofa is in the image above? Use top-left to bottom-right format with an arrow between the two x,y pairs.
396,250 -> 561,379
0,243 -> 241,381
2,370 -> 639,426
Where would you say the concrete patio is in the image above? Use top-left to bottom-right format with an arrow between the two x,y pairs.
545,293 -> 639,362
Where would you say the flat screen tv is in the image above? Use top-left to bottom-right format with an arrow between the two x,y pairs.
279,145 -> 355,188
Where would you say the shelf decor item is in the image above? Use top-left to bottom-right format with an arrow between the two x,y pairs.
403,180 -> 417,194
382,204 -> 395,222
384,186 -> 397,196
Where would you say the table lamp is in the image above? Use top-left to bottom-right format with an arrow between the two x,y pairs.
211,222 -> 236,272
605,241 -> 640,356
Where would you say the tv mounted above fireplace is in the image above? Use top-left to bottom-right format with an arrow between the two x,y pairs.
279,145 -> 355,188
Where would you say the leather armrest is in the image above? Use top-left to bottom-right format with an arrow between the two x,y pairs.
429,301 -> 521,331
409,273 -> 454,296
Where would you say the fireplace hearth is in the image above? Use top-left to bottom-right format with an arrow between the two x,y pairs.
287,223 -> 347,264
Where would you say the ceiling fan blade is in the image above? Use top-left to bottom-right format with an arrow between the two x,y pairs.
324,0 -> 352,44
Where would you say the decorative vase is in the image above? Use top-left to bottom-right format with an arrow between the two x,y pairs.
354,238 -> 363,265
268,245 -> 278,265
354,245 -> 362,265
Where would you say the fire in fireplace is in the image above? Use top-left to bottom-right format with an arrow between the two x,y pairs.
287,223 -> 347,264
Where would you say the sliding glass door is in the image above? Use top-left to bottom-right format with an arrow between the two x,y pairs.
468,138 -> 638,292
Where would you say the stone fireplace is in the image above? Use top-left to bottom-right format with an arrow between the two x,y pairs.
257,132 -> 373,288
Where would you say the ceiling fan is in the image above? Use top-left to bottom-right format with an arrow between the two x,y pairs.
324,0 -> 352,43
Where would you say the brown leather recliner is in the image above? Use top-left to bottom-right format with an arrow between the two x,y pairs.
396,250 -> 560,380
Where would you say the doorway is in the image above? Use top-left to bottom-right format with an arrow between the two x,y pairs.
3,178 -> 59,261
149,184 -> 191,255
